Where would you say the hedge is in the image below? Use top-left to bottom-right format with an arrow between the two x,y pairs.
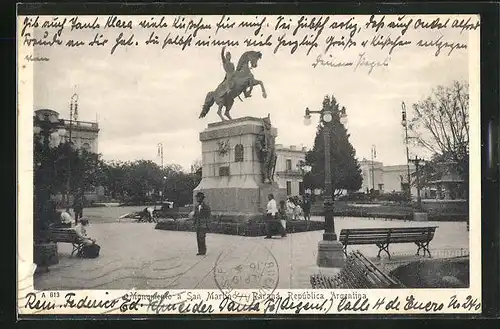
155,218 -> 325,237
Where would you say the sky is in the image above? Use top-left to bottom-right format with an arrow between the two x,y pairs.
26,14 -> 476,171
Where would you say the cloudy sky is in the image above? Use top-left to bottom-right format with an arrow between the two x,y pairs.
27,14 -> 477,170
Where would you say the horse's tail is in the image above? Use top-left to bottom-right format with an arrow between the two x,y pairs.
199,91 -> 215,118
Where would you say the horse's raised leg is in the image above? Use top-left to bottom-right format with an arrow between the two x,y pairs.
244,85 -> 254,98
251,79 -> 267,98
217,104 -> 226,121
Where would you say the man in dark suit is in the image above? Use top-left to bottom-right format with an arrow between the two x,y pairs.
194,192 -> 211,256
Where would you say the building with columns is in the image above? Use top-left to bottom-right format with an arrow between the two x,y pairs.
275,144 -> 307,197
34,109 -> 99,153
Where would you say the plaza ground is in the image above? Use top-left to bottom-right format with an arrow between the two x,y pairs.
34,209 -> 470,290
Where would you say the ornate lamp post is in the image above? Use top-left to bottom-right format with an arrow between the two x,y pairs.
304,105 -> 347,268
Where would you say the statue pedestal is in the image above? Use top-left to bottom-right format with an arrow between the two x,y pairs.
193,117 -> 285,222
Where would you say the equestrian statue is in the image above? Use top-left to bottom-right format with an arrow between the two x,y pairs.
199,47 -> 267,121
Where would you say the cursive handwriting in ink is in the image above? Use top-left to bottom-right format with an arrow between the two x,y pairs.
215,15 -> 235,34
24,293 -> 56,310
274,33 -> 320,55
354,52 -> 391,74
337,297 -> 370,312
452,17 -> 480,34
370,34 -> 412,55
416,35 -> 467,56
69,16 -> 100,31
263,296 -> 329,314
387,15 -> 413,35
24,54 -> 50,62
104,15 -> 133,29
325,35 -> 357,53
21,16 -> 39,37
110,33 -> 137,55
365,15 -> 386,33
64,292 -> 120,309
219,296 -> 260,312
139,16 -> 168,29
23,31 -> 63,47
162,33 -> 193,50
238,16 -> 267,36
329,17 -> 359,38
404,295 -> 444,312
311,54 -> 353,69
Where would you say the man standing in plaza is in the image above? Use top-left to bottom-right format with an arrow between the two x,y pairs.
194,192 -> 211,256
265,193 -> 278,239
72,193 -> 85,225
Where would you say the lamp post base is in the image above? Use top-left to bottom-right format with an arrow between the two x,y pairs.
317,239 -> 345,268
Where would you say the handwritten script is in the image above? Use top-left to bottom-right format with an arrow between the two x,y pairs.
21,290 -> 481,314
19,14 -> 479,74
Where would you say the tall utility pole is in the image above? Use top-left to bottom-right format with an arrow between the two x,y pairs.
409,155 -> 424,210
370,145 -> 376,192
157,142 -> 164,205
401,101 -> 412,200
157,142 -> 164,169
67,92 -> 78,206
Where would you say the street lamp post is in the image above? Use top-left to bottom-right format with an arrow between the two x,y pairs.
304,105 -> 347,268
66,93 -> 79,206
409,155 -> 425,210
401,102 -> 412,200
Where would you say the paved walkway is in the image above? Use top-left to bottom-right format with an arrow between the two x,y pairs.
34,217 -> 469,290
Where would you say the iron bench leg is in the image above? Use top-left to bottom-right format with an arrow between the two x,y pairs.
342,244 -> 348,256
376,243 -> 391,259
415,241 -> 432,257
71,243 -> 83,257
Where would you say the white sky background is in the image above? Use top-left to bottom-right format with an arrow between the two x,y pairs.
29,15 -> 475,170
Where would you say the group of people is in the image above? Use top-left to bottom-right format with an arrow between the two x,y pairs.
285,195 -> 312,222
265,193 -> 312,239
46,198 -> 98,258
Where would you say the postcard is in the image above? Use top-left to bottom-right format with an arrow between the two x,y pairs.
18,11 -> 481,316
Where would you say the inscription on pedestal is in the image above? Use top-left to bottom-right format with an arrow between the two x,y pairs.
219,166 -> 230,176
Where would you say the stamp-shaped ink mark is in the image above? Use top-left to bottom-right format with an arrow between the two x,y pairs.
214,243 -> 279,305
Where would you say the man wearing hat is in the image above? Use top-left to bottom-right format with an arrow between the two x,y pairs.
194,191 -> 211,256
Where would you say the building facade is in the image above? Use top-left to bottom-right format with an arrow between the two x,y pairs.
358,158 -> 417,196
34,109 -> 102,203
34,109 -> 99,153
275,144 -> 307,197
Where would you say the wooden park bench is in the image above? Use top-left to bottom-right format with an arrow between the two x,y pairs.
48,228 -> 84,257
339,226 -> 438,259
311,250 -> 405,289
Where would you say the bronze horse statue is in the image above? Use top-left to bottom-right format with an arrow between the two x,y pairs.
199,50 -> 267,121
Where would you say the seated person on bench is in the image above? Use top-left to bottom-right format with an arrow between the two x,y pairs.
55,208 -> 73,228
74,218 -> 96,247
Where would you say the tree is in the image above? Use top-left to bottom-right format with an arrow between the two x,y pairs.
409,80 -> 469,195
304,95 -> 363,196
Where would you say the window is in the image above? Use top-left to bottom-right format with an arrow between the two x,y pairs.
299,182 -> 304,195
286,181 -> 292,196
286,159 -> 292,171
234,144 -> 244,162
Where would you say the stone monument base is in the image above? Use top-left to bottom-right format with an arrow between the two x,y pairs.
317,240 -> 345,268
194,182 -> 285,223
193,117 -> 286,223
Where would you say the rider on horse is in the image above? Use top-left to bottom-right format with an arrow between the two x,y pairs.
221,47 -> 236,96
